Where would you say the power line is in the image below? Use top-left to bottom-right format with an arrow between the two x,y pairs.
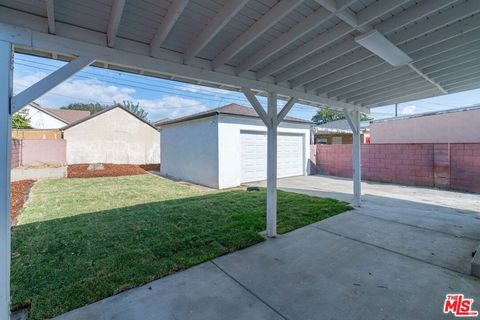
15,58 -> 321,111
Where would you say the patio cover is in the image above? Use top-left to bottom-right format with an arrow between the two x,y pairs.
1,0 -> 480,318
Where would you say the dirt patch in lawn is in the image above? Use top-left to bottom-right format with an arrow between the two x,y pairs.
67,164 -> 149,178
11,180 -> 35,225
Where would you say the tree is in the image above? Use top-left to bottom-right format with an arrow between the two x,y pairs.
115,100 -> 149,120
311,108 -> 371,125
61,102 -> 106,114
12,109 -> 32,129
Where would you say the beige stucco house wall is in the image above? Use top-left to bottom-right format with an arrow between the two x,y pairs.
63,107 -> 160,164
370,107 -> 480,144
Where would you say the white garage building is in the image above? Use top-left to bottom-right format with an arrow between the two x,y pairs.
159,104 -> 311,189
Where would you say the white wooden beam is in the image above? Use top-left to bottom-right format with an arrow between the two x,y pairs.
308,11 -> 480,94
361,84 -> 440,106
266,91 -> 278,237
408,63 -> 447,94
316,63 -> 395,95
291,47 -> 371,88
107,0 -> 126,48
236,8 -> 331,75
334,69 -> 415,100
275,39 -> 357,83
0,40 -> 12,320
150,0 -> 190,56
276,97 -> 297,124
433,64 -> 480,83
241,89 -> 297,237
444,75 -> 480,93
241,89 -> 282,238
305,56 -> 385,92
333,32 -> 480,99
257,22 -> 352,79
422,54 -> 480,76
415,42 -> 480,70
275,0 -> 456,83
259,0 -> 408,80
184,0 -> 248,63
212,0 -> 300,70
315,0 -> 370,33
353,78 -> 431,104
241,87 -> 270,126
364,88 -> 441,108
0,13 -> 366,113
411,32 -> 480,64
342,72 -> 418,102
11,55 -> 95,112
45,0 -> 55,34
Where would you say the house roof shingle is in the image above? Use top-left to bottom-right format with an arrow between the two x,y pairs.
61,105 -> 158,131
43,108 -> 91,124
156,103 -> 312,126
28,102 -> 90,124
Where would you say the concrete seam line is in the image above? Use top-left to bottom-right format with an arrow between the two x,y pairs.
308,225 -> 473,278
354,211 -> 480,242
210,261 -> 289,320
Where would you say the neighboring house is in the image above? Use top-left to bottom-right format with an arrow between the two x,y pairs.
62,106 -> 160,165
21,102 -> 90,129
370,105 -> 480,143
313,119 -> 371,144
158,104 -> 311,189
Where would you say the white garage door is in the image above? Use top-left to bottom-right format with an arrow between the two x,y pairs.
240,131 -> 304,183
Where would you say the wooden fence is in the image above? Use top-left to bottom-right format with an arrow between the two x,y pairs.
12,129 -> 62,140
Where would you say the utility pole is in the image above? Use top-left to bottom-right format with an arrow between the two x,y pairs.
395,103 -> 398,117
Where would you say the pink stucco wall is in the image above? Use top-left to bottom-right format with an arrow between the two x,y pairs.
14,139 -> 67,167
315,143 -> 480,193
370,109 -> 480,143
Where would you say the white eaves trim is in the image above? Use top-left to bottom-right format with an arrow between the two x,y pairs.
0,19 -> 367,113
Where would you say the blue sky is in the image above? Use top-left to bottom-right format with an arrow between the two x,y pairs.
14,53 -> 480,122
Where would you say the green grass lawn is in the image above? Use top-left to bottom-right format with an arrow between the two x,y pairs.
11,175 -> 351,319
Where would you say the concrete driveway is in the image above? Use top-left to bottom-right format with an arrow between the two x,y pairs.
57,176 -> 480,320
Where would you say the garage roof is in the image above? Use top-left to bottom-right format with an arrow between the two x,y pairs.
28,102 -> 90,124
158,103 -> 312,126
2,0 -> 480,112
61,105 -> 159,131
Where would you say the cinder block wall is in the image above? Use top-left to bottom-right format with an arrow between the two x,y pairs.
315,143 -> 480,193
11,139 -> 21,168
450,144 -> 480,193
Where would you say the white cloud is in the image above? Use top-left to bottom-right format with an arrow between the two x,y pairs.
135,96 -> 209,120
400,105 -> 417,115
179,84 -> 231,95
13,71 -> 210,121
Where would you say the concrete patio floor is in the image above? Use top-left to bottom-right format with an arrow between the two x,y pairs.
56,175 -> 480,320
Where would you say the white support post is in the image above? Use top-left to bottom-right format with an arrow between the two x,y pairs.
345,109 -> 362,207
0,40 -> 13,320
266,92 -> 277,237
241,89 -> 296,238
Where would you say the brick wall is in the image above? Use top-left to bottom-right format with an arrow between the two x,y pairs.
11,139 -> 21,168
450,144 -> 480,193
315,143 -> 480,193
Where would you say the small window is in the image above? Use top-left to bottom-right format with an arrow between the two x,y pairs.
332,136 -> 342,144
